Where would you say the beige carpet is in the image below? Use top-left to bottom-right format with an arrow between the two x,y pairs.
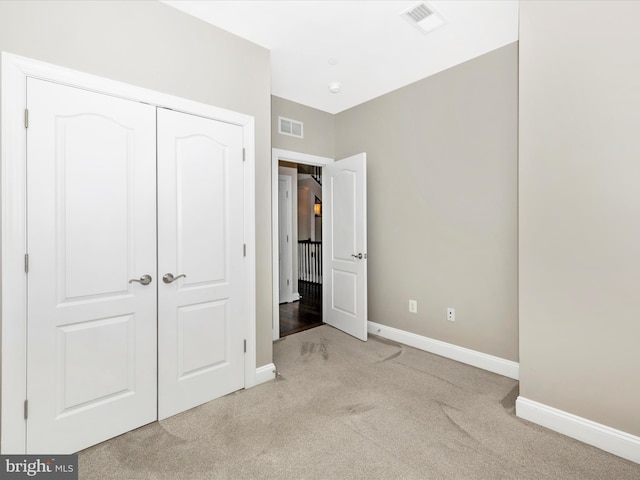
79,325 -> 640,479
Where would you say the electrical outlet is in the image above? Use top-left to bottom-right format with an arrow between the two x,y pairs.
447,308 -> 455,322
409,299 -> 418,314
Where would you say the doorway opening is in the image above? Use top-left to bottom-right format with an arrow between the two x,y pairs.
278,162 -> 323,337
271,149 -> 334,340
272,149 -> 368,342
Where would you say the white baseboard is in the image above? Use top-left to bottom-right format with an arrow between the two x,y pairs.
367,321 -> 519,380
516,396 -> 640,464
255,363 -> 276,385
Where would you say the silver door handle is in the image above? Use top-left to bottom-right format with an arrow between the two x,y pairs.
129,274 -> 152,285
351,253 -> 363,260
163,273 -> 186,284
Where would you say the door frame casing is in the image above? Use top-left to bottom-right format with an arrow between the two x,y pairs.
271,149 -> 333,340
1,52 -> 257,453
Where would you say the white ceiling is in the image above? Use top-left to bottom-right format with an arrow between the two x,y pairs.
162,1 -> 519,114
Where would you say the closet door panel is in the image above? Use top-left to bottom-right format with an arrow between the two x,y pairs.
157,109 -> 245,420
26,78 -> 157,454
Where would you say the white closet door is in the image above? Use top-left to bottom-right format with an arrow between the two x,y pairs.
26,78 -> 157,453
157,109 -> 245,420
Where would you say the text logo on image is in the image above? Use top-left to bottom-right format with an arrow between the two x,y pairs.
0,456 -> 77,480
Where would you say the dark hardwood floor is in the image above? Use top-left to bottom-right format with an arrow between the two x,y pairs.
279,281 -> 323,337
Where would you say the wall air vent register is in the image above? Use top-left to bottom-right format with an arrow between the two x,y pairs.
278,116 -> 303,139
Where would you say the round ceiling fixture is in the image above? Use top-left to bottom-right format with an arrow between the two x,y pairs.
328,58 -> 339,66
328,82 -> 341,94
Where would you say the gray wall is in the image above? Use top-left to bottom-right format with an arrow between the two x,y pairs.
519,1 -> 640,436
335,43 -> 518,362
272,96 -> 335,159
0,0 -> 273,367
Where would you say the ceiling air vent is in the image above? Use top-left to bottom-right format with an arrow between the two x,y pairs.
402,2 -> 446,34
278,116 -> 303,139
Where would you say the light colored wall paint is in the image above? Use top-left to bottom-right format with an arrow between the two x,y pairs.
298,186 -> 311,242
335,43 -> 518,361
272,96 -> 335,158
298,176 -> 322,242
0,0 -> 273,367
519,0 -> 640,436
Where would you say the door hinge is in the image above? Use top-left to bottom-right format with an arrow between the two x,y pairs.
24,253 -> 29,273
243,244 -> 247,257
286,191 -> 289,199
242,148 -> 246,162
24,400 -> 28,420
24,108 -> 29,129
286,234 -> 289,243
287,279 -> 290,286
243,339 -> 247,353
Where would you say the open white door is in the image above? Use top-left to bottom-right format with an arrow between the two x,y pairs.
323,153 -> 367,341
157,109 -> 246,420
